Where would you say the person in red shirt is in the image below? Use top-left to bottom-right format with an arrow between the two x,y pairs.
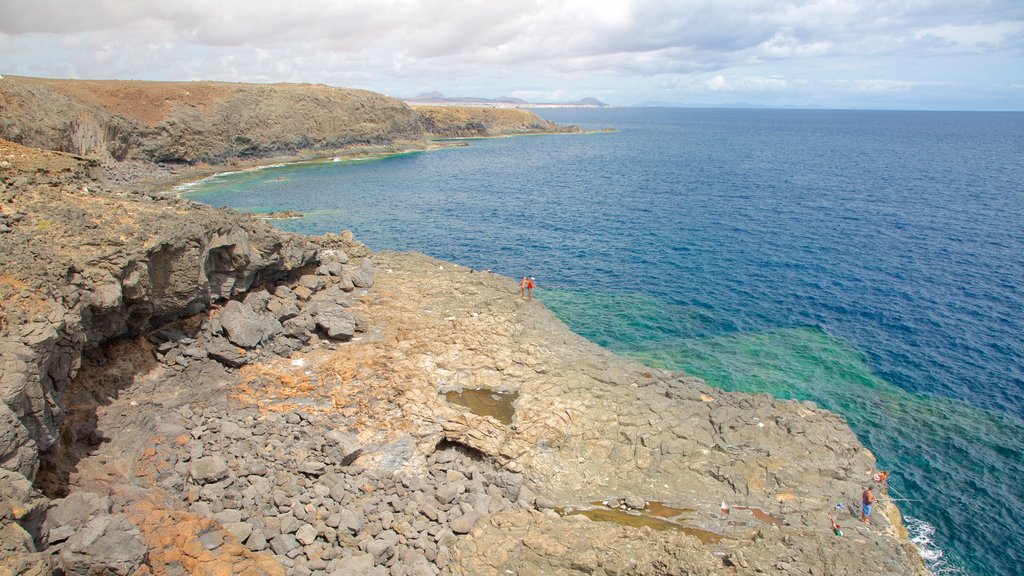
526,276 -> 536,300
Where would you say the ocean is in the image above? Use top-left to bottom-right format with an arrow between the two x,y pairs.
182,107 -> 1024,576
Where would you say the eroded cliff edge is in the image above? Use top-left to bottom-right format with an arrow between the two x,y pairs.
0,75 -> 576,189
0,81 -> 926,576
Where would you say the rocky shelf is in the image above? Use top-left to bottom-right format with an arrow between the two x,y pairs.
0,79 -> 928,575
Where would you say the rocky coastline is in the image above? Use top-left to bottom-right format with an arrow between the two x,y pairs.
1,77 -> 928,575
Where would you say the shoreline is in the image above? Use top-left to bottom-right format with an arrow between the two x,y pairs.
139,140 -> 467,195
152,128 -> 600,196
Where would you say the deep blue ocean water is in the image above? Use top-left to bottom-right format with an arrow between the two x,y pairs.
183,108 -> 1024,576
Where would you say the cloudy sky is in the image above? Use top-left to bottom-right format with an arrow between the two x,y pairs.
2,0 -> 1022,110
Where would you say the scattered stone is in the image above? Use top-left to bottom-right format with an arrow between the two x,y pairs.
295,523 -> 318,546
299,274 -> 326,292
624,495 -> 647,510
449,510 -> 481,534
190,456 -> 229,484
350,259 -> 375,288
224,521 -> 253,543
270,533 -> 300,556
205,338 -> 248,368
299,461 -> 327,476
219,300 -> 265,348
57,515 -> 146,576
309,302 -> 356,341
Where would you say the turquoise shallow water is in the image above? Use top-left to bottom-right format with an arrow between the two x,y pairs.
183,108 -> 1024,575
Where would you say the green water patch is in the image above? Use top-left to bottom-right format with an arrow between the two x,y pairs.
540,289 -> 723,350
444,389 -> 518,425
626,325 -> 1024,574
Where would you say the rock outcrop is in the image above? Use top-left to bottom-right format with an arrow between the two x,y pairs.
0,139 -> 317,482
412,106 -> 574,138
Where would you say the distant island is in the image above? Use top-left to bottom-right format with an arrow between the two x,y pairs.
404,91 -> 608,109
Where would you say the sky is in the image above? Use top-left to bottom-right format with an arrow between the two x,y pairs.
1,0 -> 1022,110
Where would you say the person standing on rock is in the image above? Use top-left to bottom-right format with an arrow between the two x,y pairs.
520,276 -> 529,299
861,486 -> 878,524
527,276 -> 536,300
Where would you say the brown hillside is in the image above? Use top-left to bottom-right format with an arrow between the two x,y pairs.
0,76 -> 576,170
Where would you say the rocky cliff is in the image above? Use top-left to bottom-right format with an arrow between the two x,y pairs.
0,80 -> 926,576
412,106 -> 572,138
0,76 -> 576,171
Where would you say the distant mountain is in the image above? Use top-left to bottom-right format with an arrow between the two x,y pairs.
632,100 -> 825,110
405,92 -> 608,108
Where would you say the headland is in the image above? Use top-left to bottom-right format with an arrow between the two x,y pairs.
0,76 -> 927,575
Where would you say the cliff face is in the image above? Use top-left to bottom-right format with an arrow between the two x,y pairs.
0,140 -> 318,480
0,76 -> 425,164
412,105 -> 576,138
0,77 -> 576,169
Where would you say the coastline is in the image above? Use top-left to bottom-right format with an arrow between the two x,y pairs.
0,82 -> 932,574
149,129 -> 603,196
135,140 -> 467,195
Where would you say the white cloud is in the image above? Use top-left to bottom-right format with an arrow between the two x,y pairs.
0,0 -> 1022,109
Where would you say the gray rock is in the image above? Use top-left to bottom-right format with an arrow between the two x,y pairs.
190,456 -> 229,484
214,509 -> 242,525
268,298 -> 301,321
58,514 -> 147,576
246,529 -> 268,552
338,509 -> 364,534
279,513 -> 301,535
435,482 -> 465,504
299,274 -> 326,292
336,275 -> 355,292
259,315 -> 284,343
623,495 -> 646,510
317,262 -> 344,277
206,337 -> 248,368
364,530 -> 398,562
283,314 -> 316,342
321,250 -> 349,265
268,336 -> 304,356
324,431 -> 363,466
435,529 -> 457,547
44,492 -> 112,542
496,471 -> 523,501
269,533 -> 300,555
328,552 -> 376,576
310,302 -> 356,341
224,521 -> 253,543
295,523 -> 318,545
274,285 -> 296,300
243,289 -> 272,313
449,510 -> 482,534
198,529 -> 223,550
219,300 -> 264,348
299,461 -> 327,476
350,259 -> 375,288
